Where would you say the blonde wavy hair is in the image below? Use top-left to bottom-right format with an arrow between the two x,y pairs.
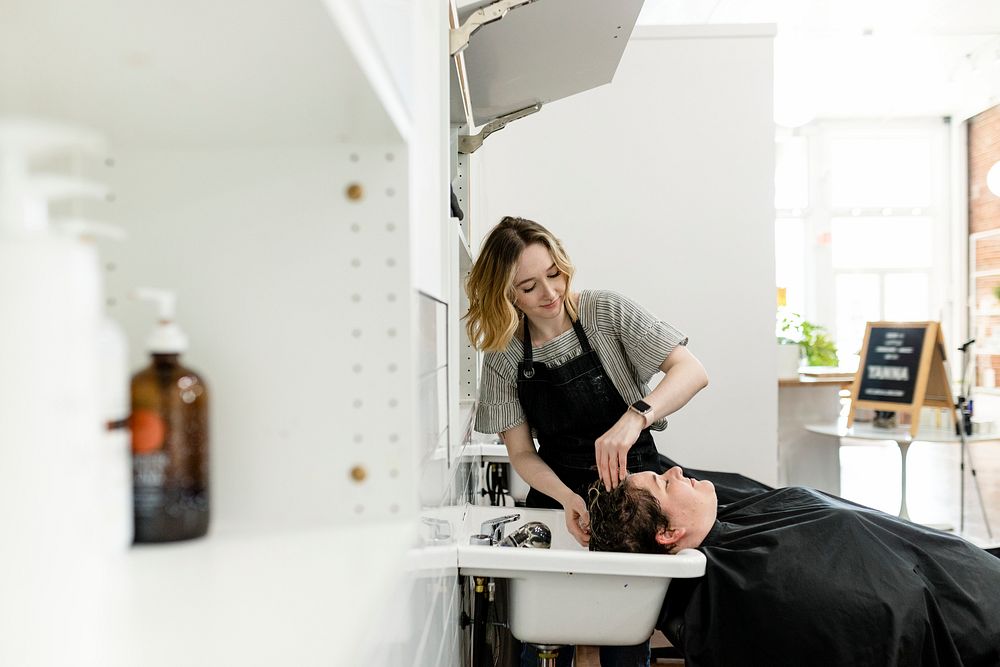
465,216 -> 577,352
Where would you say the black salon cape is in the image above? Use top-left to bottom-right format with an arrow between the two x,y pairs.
659,487 -> 1000,667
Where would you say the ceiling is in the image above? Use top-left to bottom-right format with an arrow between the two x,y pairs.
637,0 -> 1000,121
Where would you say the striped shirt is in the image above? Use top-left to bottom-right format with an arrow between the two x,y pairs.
474,289 -> 688,435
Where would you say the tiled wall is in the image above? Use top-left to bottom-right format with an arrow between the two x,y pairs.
417,294 -> 451,507
384,292 -> 481,667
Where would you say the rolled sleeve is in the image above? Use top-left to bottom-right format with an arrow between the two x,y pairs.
474,352 -> 525,434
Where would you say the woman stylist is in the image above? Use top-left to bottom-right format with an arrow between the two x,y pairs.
466,216 -> 708,666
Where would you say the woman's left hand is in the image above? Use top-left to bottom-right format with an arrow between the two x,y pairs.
594,410 -> 645,490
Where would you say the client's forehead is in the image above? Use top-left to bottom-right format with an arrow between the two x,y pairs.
627,471 -> 657,489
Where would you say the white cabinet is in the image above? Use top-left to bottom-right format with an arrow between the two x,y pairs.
450,0 -> 644,126
778,379 -> 845,494
0,1 -> 444,665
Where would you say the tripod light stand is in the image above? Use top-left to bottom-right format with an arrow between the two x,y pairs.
956,338 -> 992,539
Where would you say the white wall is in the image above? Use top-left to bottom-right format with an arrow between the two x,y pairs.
475,25 -> 779,484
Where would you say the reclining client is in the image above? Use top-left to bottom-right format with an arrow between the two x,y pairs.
587,467 -> 1000,667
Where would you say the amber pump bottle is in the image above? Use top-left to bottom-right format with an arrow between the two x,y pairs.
129,288 -> 209,542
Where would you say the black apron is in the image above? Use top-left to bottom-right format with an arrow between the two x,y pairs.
517,317 -> 660,508
516,316 -> 773,509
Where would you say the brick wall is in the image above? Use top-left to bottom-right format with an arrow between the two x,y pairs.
970,105 -> 1000,235
969,104 -> 1000,385
975,235 -> 1000,266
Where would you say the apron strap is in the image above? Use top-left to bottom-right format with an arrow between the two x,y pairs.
522,317 -> 533,363
571,318 -> 593,354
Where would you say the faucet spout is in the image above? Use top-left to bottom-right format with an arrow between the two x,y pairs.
480,513 -> 520,544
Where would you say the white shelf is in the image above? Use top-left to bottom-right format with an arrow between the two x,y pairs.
0,0 -> 404,146
970,228 -> 1000,242
323,0 -> 413,142
458,441 -> 510,462
108,522 -> 417,667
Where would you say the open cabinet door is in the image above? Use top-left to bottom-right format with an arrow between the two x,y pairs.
450,0 -> 645,128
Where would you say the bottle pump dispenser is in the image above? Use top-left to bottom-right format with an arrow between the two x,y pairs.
0,117 -> 112,666
130,288 -> 210,542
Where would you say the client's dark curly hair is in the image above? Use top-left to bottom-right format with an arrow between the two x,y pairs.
587,477 -> 671,554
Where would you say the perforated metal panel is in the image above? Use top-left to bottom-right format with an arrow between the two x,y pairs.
101,145 -> 415,527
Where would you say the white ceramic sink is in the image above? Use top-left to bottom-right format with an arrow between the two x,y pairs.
458,505 -> 705,646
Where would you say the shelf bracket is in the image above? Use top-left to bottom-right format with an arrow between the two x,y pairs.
450,0 -> 538,57
458,103 -> 541,154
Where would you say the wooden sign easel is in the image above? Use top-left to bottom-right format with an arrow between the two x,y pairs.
847,321 -> 957,437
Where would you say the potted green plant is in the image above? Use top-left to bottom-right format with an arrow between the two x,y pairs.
777,312 -> 839,368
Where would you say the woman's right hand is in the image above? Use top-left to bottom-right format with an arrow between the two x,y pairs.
562,493 -> 591,547
500,424 -> 592,546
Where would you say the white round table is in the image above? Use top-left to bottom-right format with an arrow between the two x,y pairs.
805,422 -> 997,523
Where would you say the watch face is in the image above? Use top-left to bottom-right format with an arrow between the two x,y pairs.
632,400 -> 652,413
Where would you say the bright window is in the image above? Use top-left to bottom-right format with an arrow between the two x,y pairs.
775,136 -> 809,210
829,134 -> 933,208
774,121 -> 948,371
775,218 -> 806,313
884,273 -> 931,321
835,273 -> 881,364
831,217 -> 932,269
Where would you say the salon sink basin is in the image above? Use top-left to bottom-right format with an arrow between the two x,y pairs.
458,505 -> 705,646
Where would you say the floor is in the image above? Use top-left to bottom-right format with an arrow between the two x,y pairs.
840,436 -> 1000,542
574,636 -> 681,667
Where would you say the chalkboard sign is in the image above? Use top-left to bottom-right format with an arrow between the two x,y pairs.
856,326 -> 926,404
848,321 -> 956,437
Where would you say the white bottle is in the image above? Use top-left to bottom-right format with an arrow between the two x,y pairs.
0,118 -> 109,667
55,218 -> 134,552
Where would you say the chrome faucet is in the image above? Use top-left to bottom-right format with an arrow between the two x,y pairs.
470,513 -> 520,545
482,513 -> 520,543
